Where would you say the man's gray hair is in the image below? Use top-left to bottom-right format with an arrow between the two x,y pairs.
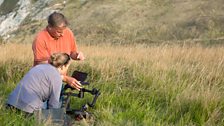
48,12 -> 68,27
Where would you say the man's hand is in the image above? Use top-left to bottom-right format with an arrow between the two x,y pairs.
77,51 -> 85,60
71,51 -> 85,61
62,75 -> 82,90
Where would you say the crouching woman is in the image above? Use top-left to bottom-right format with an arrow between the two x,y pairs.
6,52 -> 71,114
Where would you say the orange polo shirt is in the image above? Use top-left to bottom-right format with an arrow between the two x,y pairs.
32,27 -> 77,62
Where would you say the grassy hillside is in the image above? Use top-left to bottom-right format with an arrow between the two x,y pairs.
1,0 -> 224,125
8,0 -> 224,45
0,43 -> 224,125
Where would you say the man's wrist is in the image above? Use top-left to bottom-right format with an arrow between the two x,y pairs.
70,51 -> 79,60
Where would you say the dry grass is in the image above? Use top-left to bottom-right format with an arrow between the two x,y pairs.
1,43 -> 224,79
1,0 -> 224,125
0,43 -> 224,125
0,43 -> 33,63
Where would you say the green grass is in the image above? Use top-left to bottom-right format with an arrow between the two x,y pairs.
1,53 -> 224,126
1,0 -> 224,125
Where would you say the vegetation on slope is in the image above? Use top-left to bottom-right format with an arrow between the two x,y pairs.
0,44 -> 224,125
1,0 -> 224,125
8,0 -> 224,45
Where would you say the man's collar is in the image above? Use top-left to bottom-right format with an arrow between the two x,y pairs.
45,26 -> 57,40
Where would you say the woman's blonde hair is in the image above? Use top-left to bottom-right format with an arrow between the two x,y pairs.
49,53 -> 70,68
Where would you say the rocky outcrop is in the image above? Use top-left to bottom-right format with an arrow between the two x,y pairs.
0,0 -> 63,39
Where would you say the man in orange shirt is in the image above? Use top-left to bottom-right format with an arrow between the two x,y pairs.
32,12 -> 85,90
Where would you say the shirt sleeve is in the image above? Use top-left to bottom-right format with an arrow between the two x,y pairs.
48,75 -> 62,109
32,35 -> 50,62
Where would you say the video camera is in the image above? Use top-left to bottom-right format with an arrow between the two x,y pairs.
61,71 -> 101,121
